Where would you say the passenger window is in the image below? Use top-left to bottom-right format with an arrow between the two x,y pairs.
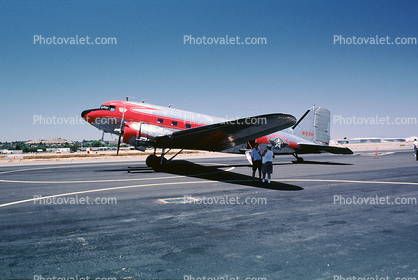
185,124 -> 192,129
157,118 -> 164,124
172,121 -> 178,126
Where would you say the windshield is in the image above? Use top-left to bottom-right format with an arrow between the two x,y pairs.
100,105 -> 116,111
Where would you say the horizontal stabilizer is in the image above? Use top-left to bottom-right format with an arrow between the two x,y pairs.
298,143 -> 353,155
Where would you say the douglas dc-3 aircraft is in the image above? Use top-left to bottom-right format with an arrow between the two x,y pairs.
81,99 -> 352,169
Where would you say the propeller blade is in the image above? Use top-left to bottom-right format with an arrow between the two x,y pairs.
116,133 -> 122,155
116,106 -> 126,156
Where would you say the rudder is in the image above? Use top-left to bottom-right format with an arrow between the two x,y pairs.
292,106 -> 330,145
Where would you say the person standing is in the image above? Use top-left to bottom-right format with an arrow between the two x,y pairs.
414,139 -> 418,161
250,143 -> 262,181
261,144 -> 274,183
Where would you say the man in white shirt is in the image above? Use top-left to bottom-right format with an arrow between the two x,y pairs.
261,144 -> 274,183
250,143 -> 262,181
414,139 -> 418,161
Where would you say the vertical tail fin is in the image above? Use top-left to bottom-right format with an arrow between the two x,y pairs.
292,106 -> 330,145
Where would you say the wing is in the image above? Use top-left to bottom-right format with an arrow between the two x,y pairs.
297,143 -> 353,154
155,114 -> 296,151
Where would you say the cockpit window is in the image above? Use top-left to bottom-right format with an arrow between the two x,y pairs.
100,105 -> 116,111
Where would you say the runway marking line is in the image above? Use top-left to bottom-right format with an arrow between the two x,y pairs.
0,167 -> 235,208
0,180 -> 217,208
1,163 -> 417,208
0,164 -> 234,184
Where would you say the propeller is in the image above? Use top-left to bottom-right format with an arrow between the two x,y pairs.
116,106 -> 127,156
116,132 -> 123,155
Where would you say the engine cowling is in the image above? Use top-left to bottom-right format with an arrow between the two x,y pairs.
122,122 -> 172,146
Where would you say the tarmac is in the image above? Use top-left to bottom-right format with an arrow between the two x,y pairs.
0,150 -> 417,280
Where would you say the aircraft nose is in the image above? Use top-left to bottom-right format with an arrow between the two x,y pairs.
81,108 -> 99,119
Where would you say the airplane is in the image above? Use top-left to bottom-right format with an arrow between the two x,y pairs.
81,99 -> 297,169
81,99 -> 352,169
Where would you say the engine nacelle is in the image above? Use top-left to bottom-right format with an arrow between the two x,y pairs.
122,122 -> 172,146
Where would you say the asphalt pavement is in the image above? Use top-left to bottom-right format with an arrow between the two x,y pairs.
1,151 -> 417,280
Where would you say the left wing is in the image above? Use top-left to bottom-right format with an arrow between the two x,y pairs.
155,114 -> 296,151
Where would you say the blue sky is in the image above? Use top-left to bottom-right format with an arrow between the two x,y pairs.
1,0 -> 417,142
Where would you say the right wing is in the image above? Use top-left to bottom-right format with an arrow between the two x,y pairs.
155,114 -> 296,151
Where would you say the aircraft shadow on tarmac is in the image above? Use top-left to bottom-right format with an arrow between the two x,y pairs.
99,160 -> 303,191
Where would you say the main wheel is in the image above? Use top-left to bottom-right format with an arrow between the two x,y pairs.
146,155 -> 154,167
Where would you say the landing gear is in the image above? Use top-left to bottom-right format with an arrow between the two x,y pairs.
145,147 -> 184,170
292,153 -> 304,163
145,155 -> 167,167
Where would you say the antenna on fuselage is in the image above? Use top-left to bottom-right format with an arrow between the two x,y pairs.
291,109 -> 310,130
126,96 -> 135,102
142,99 -> 147,103
168,104 -> 173,108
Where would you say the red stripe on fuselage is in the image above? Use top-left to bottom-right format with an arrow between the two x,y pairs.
87,101 -> 209,131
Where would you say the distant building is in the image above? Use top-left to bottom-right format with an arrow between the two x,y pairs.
406,136 -> 418,142
331,137 -> 408,144
46,148 -> 71,153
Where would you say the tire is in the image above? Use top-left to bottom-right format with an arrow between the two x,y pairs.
146,155 -> 154,167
